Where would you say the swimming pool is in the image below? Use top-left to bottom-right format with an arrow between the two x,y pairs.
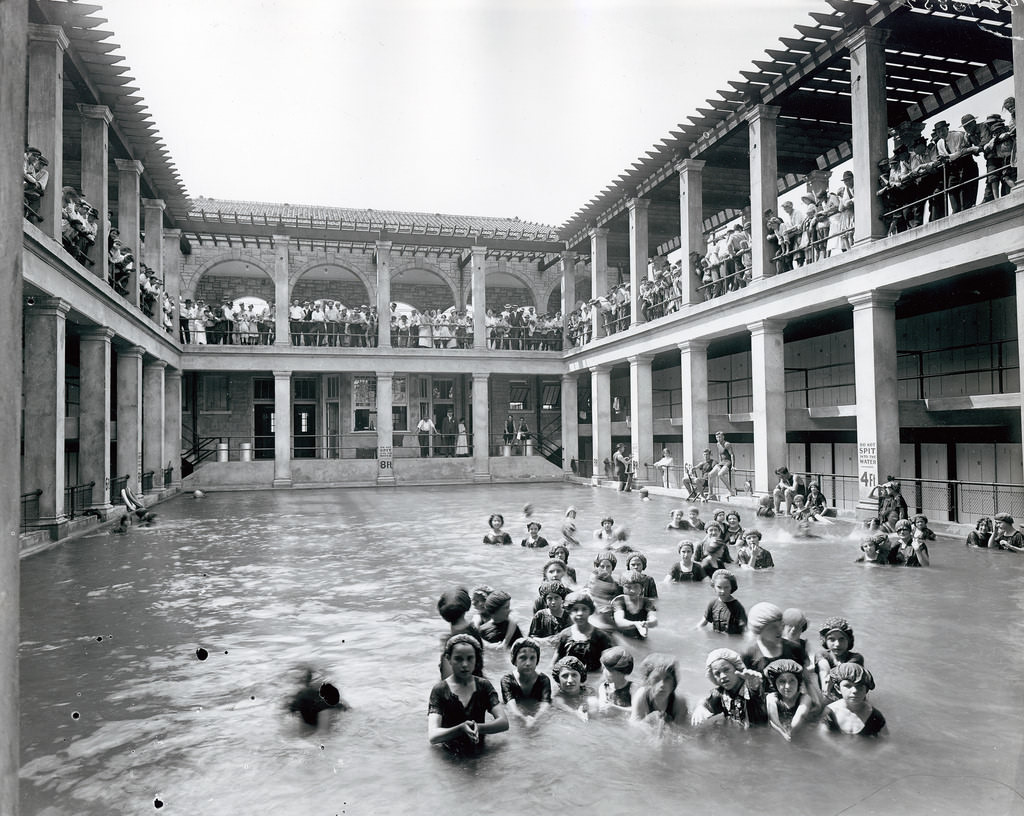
18,485 -> 1024,815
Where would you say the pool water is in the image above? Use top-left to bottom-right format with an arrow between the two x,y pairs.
18,485 -> 1024,815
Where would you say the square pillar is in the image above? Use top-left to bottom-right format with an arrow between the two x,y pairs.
164,369 -> 182,490
143,198 -> 165,327
560,251 -> 576,348
749,320 -> 788,493
116,345 -> 144,493
628,198 -> 650,326
676,159 -> 706,305
845,27 -> 890,244
22,297 -> 70,531
590,227 -> 609,339
591,364 -> 612,480
77,104 -> 112,280
849,292 -> 901,510
273,235 -> 291,346
1011,253 -> 1024,476
375,241 -> 392,348
560,373 -> 579,477
678,340 -> 709,467
163,228 -> 183,342
115,158 -> 144,308
79,327 -> 114,514
472,373 -> 491,481
142,361 -> 166,492
273,371 -> 293,486
27,23 -> 68,240
471,246 -> 487,349
745,105 -> 781,281
629,354 -> 655,469
376,372 -> 396,485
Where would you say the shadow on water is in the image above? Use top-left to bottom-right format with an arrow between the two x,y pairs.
18,486 -> 1024,815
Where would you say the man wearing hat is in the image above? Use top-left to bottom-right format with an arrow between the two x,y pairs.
778,201 -> 802,272
836,171 -> 855,251
981,114 -> 1010,202
937,118 -> 979,213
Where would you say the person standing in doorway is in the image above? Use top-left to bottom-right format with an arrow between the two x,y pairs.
441,409 -> 458,457
417,413 -> 438,458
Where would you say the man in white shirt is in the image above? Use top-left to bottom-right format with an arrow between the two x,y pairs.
416,414 -> 437,457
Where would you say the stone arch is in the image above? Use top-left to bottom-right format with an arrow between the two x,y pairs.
483,267 -> 538,310
187,252 -> 274,306
390,261 -> 458,313
291,259 -> 374,306
543,272 -> 591,314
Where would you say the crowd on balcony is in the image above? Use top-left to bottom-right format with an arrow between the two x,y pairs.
181,299 -> 275,345
23,146 -> 49,223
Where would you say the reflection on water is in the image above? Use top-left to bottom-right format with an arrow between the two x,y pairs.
19,486 -> 1024,815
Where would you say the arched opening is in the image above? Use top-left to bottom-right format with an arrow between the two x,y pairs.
483,270 -> 534,313
193,257 -> 274,305
292,263 -> 371,306
390,267 -> 455,313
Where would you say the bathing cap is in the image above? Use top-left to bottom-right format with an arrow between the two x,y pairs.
553,655 -> 588,683
763,658 -> 804,686
624,551 -> 647,570
599,646 -> 634,673
747,602 -> 783,633
541,558 -> 568,578
510,637 -> 541,663
443,633 -> 482,659
705,648 -> 744,684
710,569 -> 738,592
483,590 -> 512,616
437,588 -> 471,622
818,616 -> 855,648
537,580 -> 569,600
782,608 -> 807,631
564,591 -> 595,612
828,662 -> 874,690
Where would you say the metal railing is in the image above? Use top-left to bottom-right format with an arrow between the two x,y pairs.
163,466 -> 173,487
881,165 -> 1012,234
897,340 -> 1018,399
110,474 -> 129,503
141,471 -> 154,493
770,225 -> 854,273
63,480 -> 95,519
20,489 -> 42,532
183,326 -> 275,346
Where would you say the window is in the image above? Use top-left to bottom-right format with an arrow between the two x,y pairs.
203,375 -> 229,412
509,380 -> 529,411
352,376 -> 376,432
326,376 -> 340,400
253,378 -> 273,401
540,381 -> 560,411
294,379 -> 317,401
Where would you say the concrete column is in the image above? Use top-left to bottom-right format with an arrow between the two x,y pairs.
273,371 -> 292,486
78,327 -> 114,514
560,251 -> 576,348
142,361 -> 166,492
22,297 -> 70,531
745,105 -> 781,281
676,159 -> 706,305
678,340 -> 710,468
472,373 -> 490,481
849,292 -> 901,510
1013,5 -> 1024,188
590,227 -> 609,339
77,104 -> 112,279
273,234 -> 291,346
628,198 -> 650,326
471,246 -> 487,349
0,6 -> 27,811
163,228 -> 183,342
628,354 -> 655,471
1011,253 -> 1024,476
27,23 -> 68,240
142,198 -> 165,327
845,27 -> 890,244
164,369 -> 182,490
561,372 -> 579,477
115,159 -> 144,307
375,240 -> 392,348
116,345 -> 144,492
591,364 -> 612,479
749,320 -> 788,493
376,372 -> 396,485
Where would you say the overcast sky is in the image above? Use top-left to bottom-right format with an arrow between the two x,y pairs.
97,0 -> 838,227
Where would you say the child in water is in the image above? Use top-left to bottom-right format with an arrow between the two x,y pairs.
587,552 -> 623,628
478,590 -> 524,649
667,540 -> 706,583
815,617 -> 865,700
470,585 -> 493,628
691,647 -> 767,728
551,656 -> 593,722
594,516 -> 616,544
499,637 -> 551,728
551,591 -> 615,674
561,507 -> 581,548
521,520 -> 549,549
611,570 -> 658,639
821,663 -> 886,737
764,658 -> 816,741
483,513 -> 513,545
547,544 -> 578,583
694,522 -> 732,569
437,588 -> 483,678
736,529 -> 774,569
597,647 -> 634,711
666,508 -> 695,531
427,634 -> 509,755
697,569 -> 746,635
631,653 -> 687,729
623,551 -> 658,598
529,581 -> 572,639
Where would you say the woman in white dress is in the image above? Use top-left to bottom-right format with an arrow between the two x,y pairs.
455,418 -> 469,456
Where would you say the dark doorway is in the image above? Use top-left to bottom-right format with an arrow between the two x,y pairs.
254,404 -> 275,460
293,404 -> 317,459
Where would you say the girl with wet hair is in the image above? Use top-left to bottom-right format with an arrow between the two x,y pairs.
499,637 -> 551,728
483,513 -> 513,546
631,653 -> 687,728
547,543 -> 578,583
597,647 -> 634,711
437,588 -> 484,679
691,647 -> 767,728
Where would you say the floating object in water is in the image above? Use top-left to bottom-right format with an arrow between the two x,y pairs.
193,490 -> 205,499
287,668 -> 348,726
523,503 -> 534,518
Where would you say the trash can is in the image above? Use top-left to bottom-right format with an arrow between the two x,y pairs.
525,439 -> 534,456
239,442 -> 252,462
501,444 -> 512,457
216,442 -> 229,462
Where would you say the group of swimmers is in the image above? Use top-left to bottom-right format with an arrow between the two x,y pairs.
428,504 -> 887,756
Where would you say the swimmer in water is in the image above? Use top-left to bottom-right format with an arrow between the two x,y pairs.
821,663 -> 885,737
623,551 -> 658,599
470,585 -> 493,628
691,648 -> 767,728
499,637 -> 551,728
437,588 -> 484,679
478,590 -> 524,650
611,570 -> 658,639
286,667 -> 349,726
666,540 -> 706,583
551,592 -> 614,674
428,634 -> 508,755
631,653 -> 686,730
697,569 -> 746,635
482,513 -> 513,546
550,655 -> 593,722
547,543 -> 577,583
815,617 -> 865,700
594,515 -> 616,545
561,507 -> 580,547
764,658 -> 815,741
521,520 -> 548,549
528,581 -> 571,639
736,530 -> 774,569
586,552 -> 622,628
597,647 -> 634,711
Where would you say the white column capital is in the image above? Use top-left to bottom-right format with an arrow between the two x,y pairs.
747,318 -> 787,336
843,25 -> 890,51
143,359 -> 168,371
848,291 -> 899,311
561,372 -> 577,384
141,198 -> 166,212
561,249 -> 576,263
627,353 -> 655,366
114,158 -> 144,175
675,158 -> 706,175
678,339 -> 709,354
163,227 -> 183,239
164,368 -> 183,382
588,226 -> 609,240
77,103 -> 112,124
119,345 -> 145,360
28,23 -> 69,50
273,370 -> 292,380
376,371 -> 395,381
744,104 -> 781,124
471,245 -> 487,257
591,363 -> 612,375
273,234 -> 291,246
472,372 -> 490,383
627,197 -> 651,212
1007,251 -> 1024,271
375,239 -> 393,252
